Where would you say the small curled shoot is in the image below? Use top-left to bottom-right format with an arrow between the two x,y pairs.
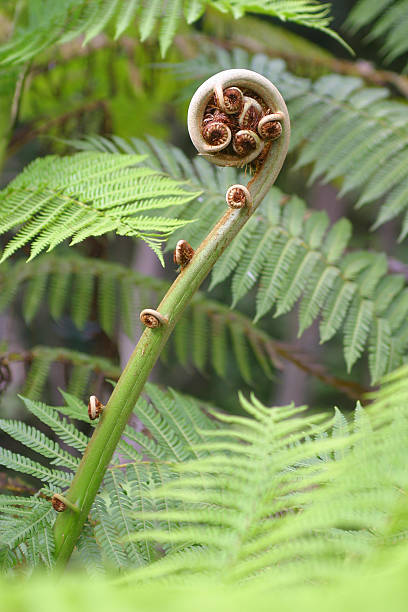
233,129 -> 263,160
173,240 -> 195,269
202,121 -> 231,152
258,113 -> 284,141
140,309 -> 169,328
51,493 -> 79,514
238,96 -> 262,129
88,395 -> 104,421
226,184 -> 252,209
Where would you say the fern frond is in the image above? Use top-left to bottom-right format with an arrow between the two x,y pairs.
123,367 -> 408,586
0,0 -> 345,64
0,254 -> 280,390
348,0 -> 408,70
0,151 -> 199,265
1,251 -> 364,397
211,190 -> 408,380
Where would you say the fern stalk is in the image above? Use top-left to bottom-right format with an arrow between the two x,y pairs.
53,69 -> 290,566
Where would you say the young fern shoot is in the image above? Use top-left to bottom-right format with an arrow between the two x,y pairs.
53,69 -> 290,566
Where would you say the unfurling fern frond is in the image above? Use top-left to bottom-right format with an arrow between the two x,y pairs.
174,48 -> 408,237
124,366 -> 408,588
0,151 -> 199,264
347,0 -> 408,71
0,0 -> 345,63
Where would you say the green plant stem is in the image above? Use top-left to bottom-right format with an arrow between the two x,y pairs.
53,67 -> 290,567
53,204 -> 254,566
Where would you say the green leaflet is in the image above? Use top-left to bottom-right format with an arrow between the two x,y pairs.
347,0 -> 408,70
0,152 -> 199,265
0,0 -> 345,64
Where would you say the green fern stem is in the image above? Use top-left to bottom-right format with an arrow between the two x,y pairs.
53,69 -> 290,566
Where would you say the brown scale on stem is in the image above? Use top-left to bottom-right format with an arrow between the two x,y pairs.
258,113 -> 283,141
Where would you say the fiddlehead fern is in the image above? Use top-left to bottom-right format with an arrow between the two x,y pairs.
188,69 -> 290,208
53,69 -> 289,567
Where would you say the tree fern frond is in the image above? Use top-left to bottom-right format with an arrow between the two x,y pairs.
0,254 -> 280,390
0,0 -> 345,65
0,151 -> 199,265
211,189 -> 408,381
347,0 -> 408,70
122,367 -> 408,586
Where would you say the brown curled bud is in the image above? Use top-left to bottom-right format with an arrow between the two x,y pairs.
239,96 -> 262,130
173,240 -> 195,269
226,184 -> 252,209
88,395 -> 104,421
258,113 -> 283,141
140,309 -> 168,328
52,494 -> 66,512
222,87 -> 244,113
233,129 -> 262,157
202,121 -> 231,150
51,493 -> 80,513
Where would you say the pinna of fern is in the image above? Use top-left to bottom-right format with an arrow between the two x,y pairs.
0,151 -> 199,265
0,383 -> 218,571
347,0 -> 408,71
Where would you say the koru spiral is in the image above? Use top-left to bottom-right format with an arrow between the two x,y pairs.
188,69 -> 290,211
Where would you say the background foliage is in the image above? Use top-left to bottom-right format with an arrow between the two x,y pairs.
0,0 -> 408,607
